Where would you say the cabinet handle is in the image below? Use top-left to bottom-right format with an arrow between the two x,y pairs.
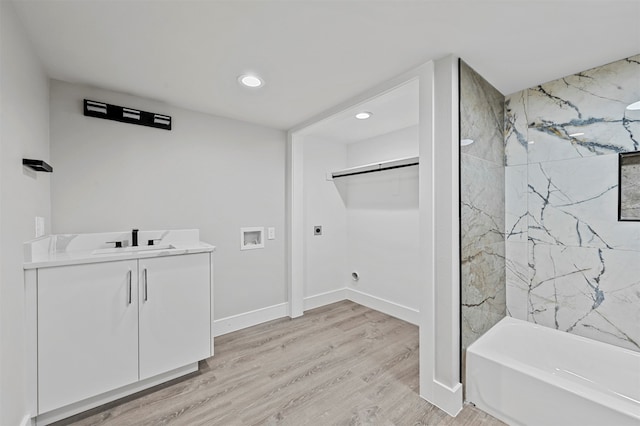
127,270 -> 132,305
143,268 -> 148,301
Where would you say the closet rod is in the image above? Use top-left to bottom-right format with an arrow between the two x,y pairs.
331,156 -> 419,179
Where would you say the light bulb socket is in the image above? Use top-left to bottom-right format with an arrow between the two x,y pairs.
238,74 -> 264,88
355,111 -> 372,120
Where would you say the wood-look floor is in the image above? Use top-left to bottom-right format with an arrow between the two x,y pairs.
56,301 -> 504,426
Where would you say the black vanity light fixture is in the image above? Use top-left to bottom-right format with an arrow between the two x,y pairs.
83,99 -> 172,130
23,159 -> 53,172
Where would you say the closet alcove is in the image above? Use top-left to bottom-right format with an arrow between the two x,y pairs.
295,79 -> 421,324
289,57 -> 464,415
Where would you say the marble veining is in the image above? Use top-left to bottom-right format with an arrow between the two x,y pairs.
527,244 -> 639,350
461,155 -> 505,247
525,55 -> 640,164
461,242 -> 506,350
462,244 -> 506,311
460,61 -> 505,166
504,92 -> 529,166
505,54 -> 640,352
527,155 -> 640,251
505,241 -> 528,319
505,165 -> 528,242
460,60 -> 506,354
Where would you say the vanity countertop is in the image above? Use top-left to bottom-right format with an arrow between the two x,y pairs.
24,229 -> 215,269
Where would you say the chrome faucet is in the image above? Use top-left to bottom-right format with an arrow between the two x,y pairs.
132,229 -> 139,247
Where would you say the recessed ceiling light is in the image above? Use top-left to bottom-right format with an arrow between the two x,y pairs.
355,111 -> 372,120
569,132 -> 585,137
627,101 -> 640,110
238,74 -> 263,88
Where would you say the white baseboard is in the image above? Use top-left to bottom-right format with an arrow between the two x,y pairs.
213,302 -> 288,337
421,380 -> 463,417
214,291 -> 418,338
20,414 -> 33,426
346,288 -> 419,325
303,288 -> 348,311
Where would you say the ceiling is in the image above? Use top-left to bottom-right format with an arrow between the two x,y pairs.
11,0 -> 640,131
304,79 -> 419,143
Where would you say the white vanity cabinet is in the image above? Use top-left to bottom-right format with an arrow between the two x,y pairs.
37,260 -> 139,413
138,253 -> 211,380
25,242 -> 214,426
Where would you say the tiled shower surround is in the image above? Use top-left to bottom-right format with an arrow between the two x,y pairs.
505,55 -> 640,352
460,60 -> 506,352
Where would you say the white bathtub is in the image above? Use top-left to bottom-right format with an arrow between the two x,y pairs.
466,316 -> 640,426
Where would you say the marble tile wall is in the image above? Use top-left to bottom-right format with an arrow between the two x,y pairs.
460,60 -> 506,353
505,55 -> 640,351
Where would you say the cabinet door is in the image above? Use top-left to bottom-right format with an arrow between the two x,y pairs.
138,253 -> 211,380
38,260 -> 138,413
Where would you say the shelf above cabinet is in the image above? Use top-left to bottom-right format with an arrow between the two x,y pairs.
331,156 -> 419,179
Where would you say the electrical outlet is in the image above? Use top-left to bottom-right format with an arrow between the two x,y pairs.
35,216 -> 45,238
267,227 -> 275,240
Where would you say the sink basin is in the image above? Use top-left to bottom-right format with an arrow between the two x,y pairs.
92,244 -> 175,255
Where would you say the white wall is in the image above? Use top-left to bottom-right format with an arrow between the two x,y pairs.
346,126 -> 418,166
420,55 -> 462,415
302,137 -> 348,304
300,126 -> 420,317
0,2 -> 51,424
345,127 -> 419,312
49,80 -> 286,319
